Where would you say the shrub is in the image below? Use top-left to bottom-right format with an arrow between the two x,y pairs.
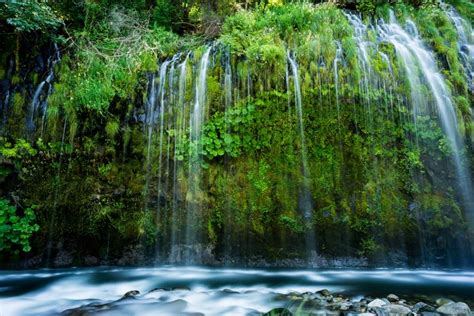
0,199 -> 39,254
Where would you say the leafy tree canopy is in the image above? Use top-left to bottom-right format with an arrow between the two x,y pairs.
0,0 -> 63,33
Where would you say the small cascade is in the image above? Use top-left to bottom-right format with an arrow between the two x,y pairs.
185,46 -> 212,263
222,50 -> 233,264
287,51 -> 315,261
224,50 -> 233,111
0,58 -> 14,129
334,41 -> 343,128
345,13 -> 377,129
443,3 -> 474,91
378,11 -> 474,220
26,44 -> 61,135
145,74 -> 157,169
170,54 -> 189,262
156,59 -> 172,219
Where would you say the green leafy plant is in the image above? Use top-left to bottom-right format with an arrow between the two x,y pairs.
0,0 -> 63,33
0,199 -> 39,253
0,138 -> 37,159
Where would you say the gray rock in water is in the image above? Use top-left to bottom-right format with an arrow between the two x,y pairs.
122,290 -> 140,298
222,288 -> 239,294
368,299 -> 387,308
413,302 -> 436,313
172,286 -> 191,291
436,298 -> 454,307
436,302 -> 471,315
374,304 -> 411,316
317,289 -> 331,297
353,301 -> 368,313
387,294 -> 399,302
339,302 -> 352,311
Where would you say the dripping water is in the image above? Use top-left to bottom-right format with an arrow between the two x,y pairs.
443,3 -> 473,91
287,51 -> 316,262
378,11 -> 474,244
185,46 -> 212,264
170,53 -> 189,263
27,44 -> 60,135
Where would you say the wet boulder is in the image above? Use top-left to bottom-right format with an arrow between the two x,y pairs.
436,302 -> 471,315
413,302 -> 437,313
374,304 -> 411,316
122,290 -> 140,298
317,289 -> 331,297
436,298 -> 454,306
368,299 -> 387,308
386,294 -> 399,303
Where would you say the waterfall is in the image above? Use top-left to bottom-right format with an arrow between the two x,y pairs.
156,59 -> 171,219
3,1 -> 474,269
224,50 -> 233,110
145,74 -> 157,169
0,58 -> 14,129
223,50 -> 233,264
185,46 -> 212,263
443,3 -> 474,91
287,51 -> 315,261
334,41 -> 343,127
345,13 -> 377,129
378,11 -> 474,220
170,54 -> 189,262
26,44 -> 61,134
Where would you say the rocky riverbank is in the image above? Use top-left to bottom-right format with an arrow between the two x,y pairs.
63,288 -> 473,315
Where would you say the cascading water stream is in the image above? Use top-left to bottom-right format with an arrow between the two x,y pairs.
170,53 -> 189,262
0,58 -> 14,129
224,51 -> 233,111
377,11 -> 474,221
345,13 -> 377,129
26,44 -> 60,134
334,41 -> 343,127
223,50 -> 234,263
156,59 -> 172,220
287,51 -> 316,261
145,74 -> 157,172
185,46 -> 212,263
443,3 -> 474,91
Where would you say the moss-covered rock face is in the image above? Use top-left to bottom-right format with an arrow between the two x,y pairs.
0,0 -> 473,268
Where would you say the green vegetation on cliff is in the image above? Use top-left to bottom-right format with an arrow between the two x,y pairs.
0,0 -> 473,267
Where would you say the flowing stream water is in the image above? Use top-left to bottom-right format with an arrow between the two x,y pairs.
1,267 -> 474,315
